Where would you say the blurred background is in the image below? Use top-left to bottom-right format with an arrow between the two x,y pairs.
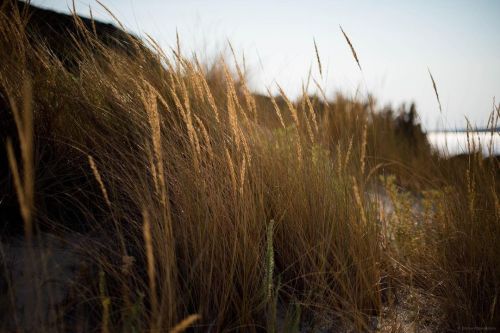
30,0 -> 500,131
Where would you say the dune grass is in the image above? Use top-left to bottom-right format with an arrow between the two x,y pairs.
0,3 -> 499,332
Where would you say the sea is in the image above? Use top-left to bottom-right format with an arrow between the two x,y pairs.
427,131 -> 500,156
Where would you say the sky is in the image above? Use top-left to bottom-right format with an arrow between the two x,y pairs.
31,0 -> 500,130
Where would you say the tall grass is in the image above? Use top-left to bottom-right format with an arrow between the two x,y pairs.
0,2 -> 498,332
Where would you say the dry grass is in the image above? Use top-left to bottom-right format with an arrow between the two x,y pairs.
0,2 -> 498,332
340,25 -> 362,72
427,68 -> 442,114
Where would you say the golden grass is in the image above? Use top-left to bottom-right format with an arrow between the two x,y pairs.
88,155 -> 112,207
313,38 -> 323,78
340,25 -> 362,71
170,314 -> 201,333
5,79 -> 34,242
0,2 -> 498,332
428,68 -> 443,113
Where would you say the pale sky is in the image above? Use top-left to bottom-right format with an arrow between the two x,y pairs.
31,0 -> 500,130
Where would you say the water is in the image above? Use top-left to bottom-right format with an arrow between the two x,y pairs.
427,131 -> 500,156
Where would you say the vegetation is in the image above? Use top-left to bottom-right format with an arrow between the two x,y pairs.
0,1 -> 498,332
